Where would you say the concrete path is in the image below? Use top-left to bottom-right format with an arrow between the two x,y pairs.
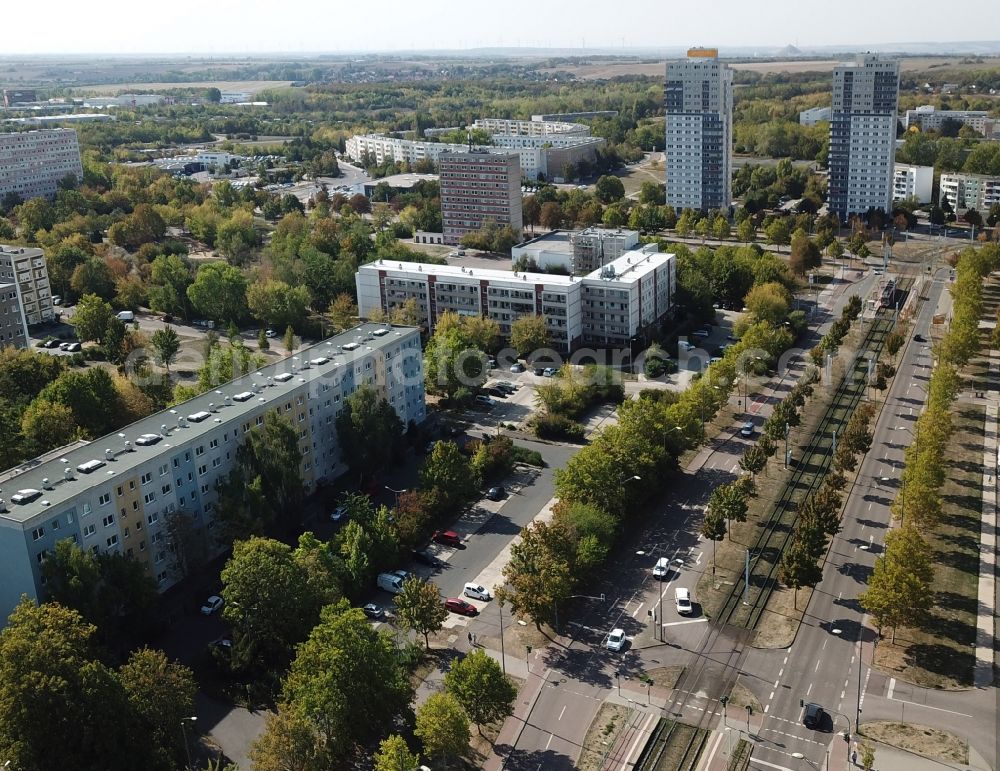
975,356 -> 998,688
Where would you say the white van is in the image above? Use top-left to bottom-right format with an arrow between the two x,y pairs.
463,583 -> 492,601
116,311 -> 135,322
376,573 -> 404,594
674,587 -> 693,615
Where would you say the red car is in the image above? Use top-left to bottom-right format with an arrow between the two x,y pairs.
432,530 -> 462,548
444,598 -> 478,616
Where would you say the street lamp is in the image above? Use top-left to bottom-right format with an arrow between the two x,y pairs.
180,716 -> 197,770
498,598 -> 507,676
384,486 -> 407,508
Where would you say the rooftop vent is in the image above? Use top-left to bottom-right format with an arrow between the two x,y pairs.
41,478 -> 51,490
188,411 -> 211,423
310,357 -> 330,366
64,468 -> 72,480
137,433 -> 163,448
104,449 -> 114,461
274,373 -> 293,383
342,342 -> 360,351
10,489 -> 42,505
178,416 -> 188,428
233,391 -> 254,402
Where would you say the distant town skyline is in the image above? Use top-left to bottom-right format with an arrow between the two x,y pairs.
3,0 -> 1000,55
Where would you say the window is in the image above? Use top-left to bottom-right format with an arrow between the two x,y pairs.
144,492 -> 156,505
83,524 -> 96,537
106,535 -> 119,548
195,445 -> 204,456
212,457 -> 221,468
141,472 -> 152,485
116,485 -> 124,496
173,458 -> 179,468
197,465 -> 207,476
102,514 -> 114,527
135,520 -> 142,531
139,540 -> 146,551
129,481 -> 135,491
82,502 -> 92,516
161,484 -> 171,495
209,439 -> 218,449
146,512 -> 158,525
31,527 -> 44,541
158,464 -> 168,476
50,519 -> 60,530
200,484 -> 209,495
123,527 -> 130,539
156,570 -> 168,583
98,493 -> 111,506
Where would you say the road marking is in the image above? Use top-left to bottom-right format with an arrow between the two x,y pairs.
702,728 -> 726,771
838,591 -> 843,600
731,463 -> 739,472
778,668 -> 784,678
806,683 -> 813,696
750,758 -> 798,771
886,698 -> 974,718
764,704 -> 770,713
558,704 -> 566,721
783,656 -> 789,664
822,640 -> 828,650
814,661 -> 821,672
545,732 -> 553,750
886,678 -> 896,699
632,604 -> 643,618
769,690 -> 775,700
841,690 -> 846,699
773,680 -> 779,688
695,551 -> 703,565
661,618 -> 708,628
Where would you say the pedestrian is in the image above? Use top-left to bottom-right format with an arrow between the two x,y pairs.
852,750 -> 857,766
472,632 -> 477,646
468,632 -> 473,646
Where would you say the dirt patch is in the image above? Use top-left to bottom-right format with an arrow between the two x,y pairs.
576,702 -> 636,771
726,681 -> 762,712
643,665 -> 685,690
860,721 -> 968,766
754,585 -> 811,649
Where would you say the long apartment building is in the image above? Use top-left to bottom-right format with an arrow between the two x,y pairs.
356,245 -> 675,352
828,55 -> 900,221
440,151 -> 522,246
0,282 -> 28,349
0,245 -> 53,327
939,172 -> 1000,213
903,106 -> 989,135
0,323 -> 425,623
345,130 -> 604,181
472,118 -> 590,137
664,48 -> 733,212
0,128 -> 83,201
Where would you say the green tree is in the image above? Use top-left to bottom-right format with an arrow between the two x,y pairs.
419,440 -> 480,515
743,281 -> 791,327
20,398 -> 78,452
522,196 -> 541,234
221,537 -> 323,676
247,279 -> 311,330
118,648 -> 197,771
186,261 -> 248,323
415,692 -> 470,764
639,180 -> 665,205
499,519 -> 575,629
38,367 -> 120,437
778,530 -> 824,609
257,327 -> 270,350
249,706 -> 330,771
860,743 -> 876,771
70,257 -> 115,299
789,232 -> 822,276
72,293 -> 115,343
737,217 -> 756,243
328,293 -> 358,332
150,325 -> 180,373
374,734 -> 422,771
336,385 -> 404,481
700,509 -> 727,572
509,314 -> 550,359
739,445 -> 768,479
444,648 -> 517,732
594,174 -> 626,204
707,483 -> 749,534
283,601 -> 410,756
148,253 -> 193,320
765,218 -> 791,252
394,577 -> 448,650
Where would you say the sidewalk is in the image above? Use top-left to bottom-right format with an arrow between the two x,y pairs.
975,352 -> 998,688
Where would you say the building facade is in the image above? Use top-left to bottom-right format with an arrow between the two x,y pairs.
0,129 -> 83,202
903,106 -> 989,135
939,172 -> 1000,213
356,245 -> 674,352
0,245 -> 53,326
0,324 -> 426,623
0,283 -> 28,349
440,151 -> 523,246
798,106 -> 832,126
828,55 -> 900,221
664,48 -> 733,212
893,164 -> 934,204
472,118 -> 590,137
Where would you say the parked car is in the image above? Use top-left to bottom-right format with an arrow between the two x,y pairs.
510,362 -> 525,373
474,395 -> 494,409
487,358 -> 497,369
678,340 -> 695,351
674,587 -> 693,615
116,310 -> 135,322
330,505 -> 348,522
496,381 -> 519,393
484,387 -> 507,399
362,603 -> 385,620
533,366 -> 544,376
486,486 -> 505,501
44,339 -> 61,349
463,583 -> 492,601
265,328 -> 276,338
65,343 -> 81,352
59,342 -> 72,351
914,334 -> 925,342
411,549 -> 439,567
543,367 -> 557,377
606,628 -> 627,651
51,296 -> 61,306
739,421 -> 755,438
444,597 -> 478,616
376,572 -> 405,594
392,569 -> 413,583
802,702 -> 825,729
200,595 -> 224,615
432,530 -> 462,548
652,557 -> 671,579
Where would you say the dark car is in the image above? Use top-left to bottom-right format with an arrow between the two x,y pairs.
802,702 -> 825,729
486,486 -> 505,501
412,549 -> 439,568
914,334 -> 925,342
444,598 -> 478,617
432,530 -> 462,548
533,366 -> 544,376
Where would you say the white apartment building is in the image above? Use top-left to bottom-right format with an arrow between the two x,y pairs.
356,245 -> 675,352
798,106 -> 832,126
0,323 -> 426,623
893,164 -> 934,204
0,128 -> 83,201
939,172 -> 1000,213
440,151 -> 523,245
472,118 -> 590,137
344,131 -> 604,181
664,48 -> 733,212
828,55 -> 900,221
903,106 -> 989,135
0,245 -> 53,326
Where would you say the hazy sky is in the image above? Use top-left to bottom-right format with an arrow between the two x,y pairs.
5,0 -> 999,54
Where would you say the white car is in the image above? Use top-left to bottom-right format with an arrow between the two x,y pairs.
674,587 -> 693,615
652,557 -> 671,579
463,583 -> 492,601
510,362 -> 525,373
606,628 -> 627,652
330,505 -> 347,522
201,595 -> 224,615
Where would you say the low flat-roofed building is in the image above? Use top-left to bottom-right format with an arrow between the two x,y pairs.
511,228 -> 640,274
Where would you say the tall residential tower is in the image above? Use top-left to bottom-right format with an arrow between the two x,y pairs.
828,55 -> 900,221
664,48 -> 733,212
439,150 -> 522,246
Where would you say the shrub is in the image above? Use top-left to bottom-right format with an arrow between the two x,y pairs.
534,413 -> 586,441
